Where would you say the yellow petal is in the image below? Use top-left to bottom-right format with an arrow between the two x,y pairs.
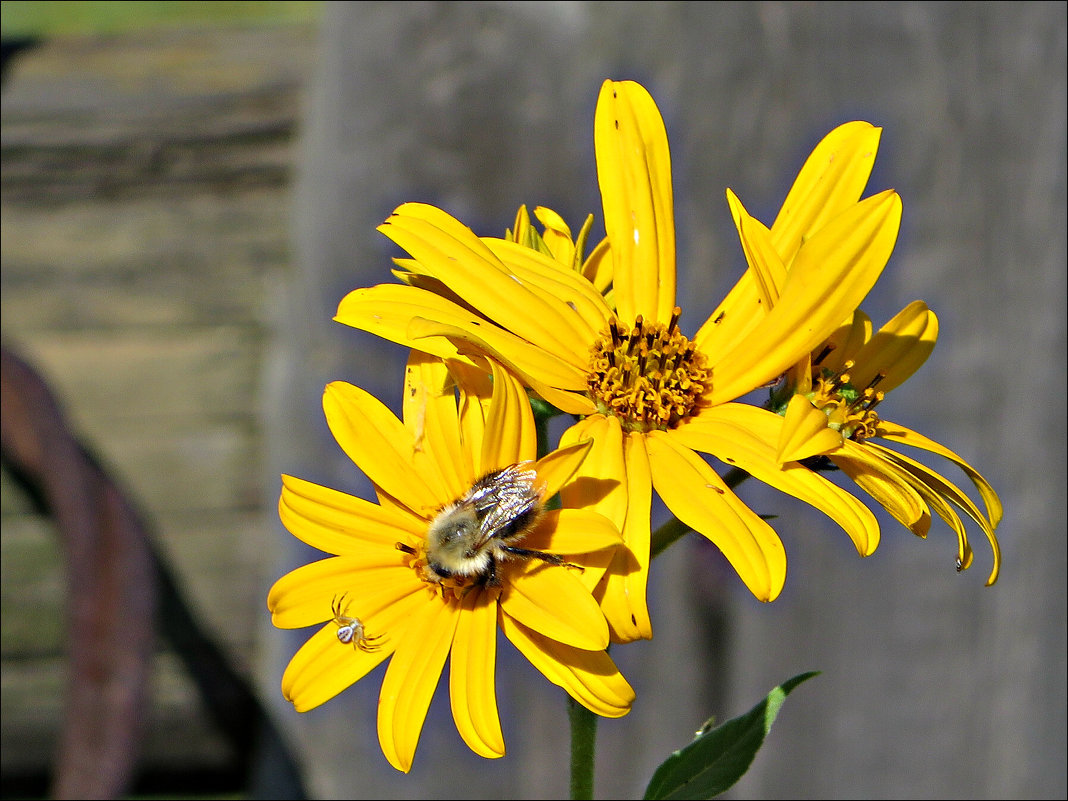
708,189 -> 902,406
454,359 -> 494,470
559,415 -> 629,522
834,440 -> 931,538
594,79 -> 676,324
403,352 -> 469,501
499,560 -> 609,650
268,555 -> 419,629
776,394 -> 847,463
280,586 -> 428,712
880,451 -> 976,575
499,612 -> 634,718
770,121 -> 883,264
406,316 -> 593,415
449,587 -> 505,758
523,508 -> 625,555
480,359 -> 537,472
692,268 -> 761,360
483,237 -> 612,337
380,206 -> 592,363
866,440 -> 1000,585
726,189 -> 788,308
534,440 -> 594,500
591,430 -> 655,642
281,625 -> 390,713
850,301 -> 938,393
559,416 -> 651,639
278,474 -> 424,556
531,205 -> 573,258
323,381 -> 447,514
644,430 -> 787,602
671,405 -> 880,557
521,511 -> 621,594
334,283 -> 478,361
377,594 -> 461,773
876,420 -> 1003,530
581,236 -> 614,295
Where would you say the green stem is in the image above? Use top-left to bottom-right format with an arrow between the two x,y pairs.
568,695 -> 598,799
649,466 -> 751,559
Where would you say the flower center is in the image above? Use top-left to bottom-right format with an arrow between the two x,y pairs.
586,307 -> 710,433
808,359 -> 885,442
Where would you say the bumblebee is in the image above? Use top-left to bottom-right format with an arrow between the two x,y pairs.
414,463 -> 571,587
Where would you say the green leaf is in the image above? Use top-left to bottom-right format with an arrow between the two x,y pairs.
643,671 -> 819,800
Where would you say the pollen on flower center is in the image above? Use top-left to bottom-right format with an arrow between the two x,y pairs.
586,307 -> 710,433
810,359 -> 885,442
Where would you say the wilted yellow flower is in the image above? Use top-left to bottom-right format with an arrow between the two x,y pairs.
267,353 -> 632,772
335,80 -> 901,641
713,122 -> 1001,584
767,301 -> 1002,584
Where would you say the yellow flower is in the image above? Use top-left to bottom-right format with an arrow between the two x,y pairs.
768,301 -> 1003,584
716,124 -> 1001,584
335,80 -> 902,641
267,352 -> 633,772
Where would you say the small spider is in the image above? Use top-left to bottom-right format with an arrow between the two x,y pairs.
330,593 -> 385,653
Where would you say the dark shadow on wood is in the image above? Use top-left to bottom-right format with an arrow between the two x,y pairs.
0,343 -> 305,799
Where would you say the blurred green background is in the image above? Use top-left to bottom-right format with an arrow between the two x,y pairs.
1,0 -> 321,36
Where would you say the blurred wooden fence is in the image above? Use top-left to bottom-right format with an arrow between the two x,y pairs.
1,24 -> 315,796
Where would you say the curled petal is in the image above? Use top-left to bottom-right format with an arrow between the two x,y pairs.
776,394 -> 847,463
499,561 -> 609,651
875,420 -> 1003,530
866,440 -> 1000,585
834,441 -> 931,538
499,612 -> 634,718
671,405 -> 880,558
850,301 -> 938,393
645,431 -> 787,602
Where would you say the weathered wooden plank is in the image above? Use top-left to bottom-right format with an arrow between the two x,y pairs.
0,191 -> 291,331
0,26 -> 315,201
3,330 -> 259,422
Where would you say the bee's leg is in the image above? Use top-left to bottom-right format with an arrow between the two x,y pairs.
501,547 -> 583,573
